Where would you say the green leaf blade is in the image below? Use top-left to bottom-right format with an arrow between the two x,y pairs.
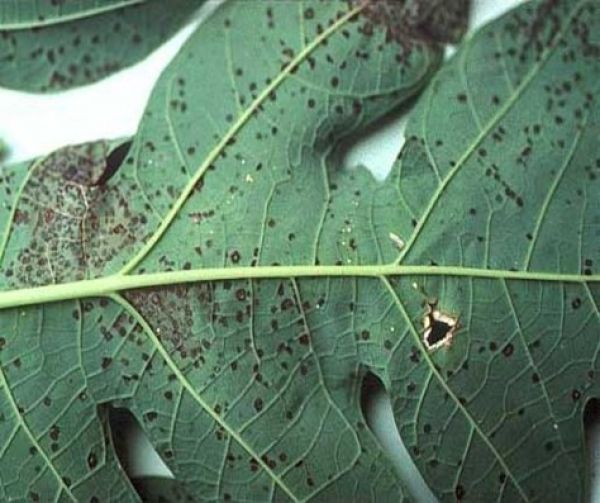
114,0 -> 444,276
0,0 -> 204,92
0,301 -> 140,502
0,0 -> 145,29
397,0 -> 599,276
0,0 -> 599,502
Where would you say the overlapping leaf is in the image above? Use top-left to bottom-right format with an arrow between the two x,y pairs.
0,0 -> 598,502
0,0 -> 143,28
0,0 -> 204,92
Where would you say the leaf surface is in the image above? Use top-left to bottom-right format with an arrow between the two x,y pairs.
0,1 -> 598,502
0,0 -> 144,29
0,0 -> 204,92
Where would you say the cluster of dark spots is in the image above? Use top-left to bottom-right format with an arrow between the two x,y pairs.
484,163 -> 524,207
353,0 -> 468,45
7,140 -> 150,286
491,125 -> 507,143
585,164 -> 598,182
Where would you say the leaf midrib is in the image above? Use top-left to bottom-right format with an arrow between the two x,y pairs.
0,264 -> 597,310
0,0 -> 146,30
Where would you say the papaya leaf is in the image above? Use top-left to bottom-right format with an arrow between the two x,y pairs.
0,0 -> 144,28
0,0 -> 598,502
0,0 -> 449,499
0,0 -> 205,92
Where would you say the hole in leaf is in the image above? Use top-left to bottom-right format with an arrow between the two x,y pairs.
584,398 -> 600,502
423,304 -> 458,351
360,371 -> 437,502
338,98 -> 418,181
426,318 -> 452,346
109,407 -> 173,479
360,371 -> 382,416
94,140 -> 132,186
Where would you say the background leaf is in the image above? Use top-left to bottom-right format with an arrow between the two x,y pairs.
0,0 -> 144,28
0,0 -> 205,92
